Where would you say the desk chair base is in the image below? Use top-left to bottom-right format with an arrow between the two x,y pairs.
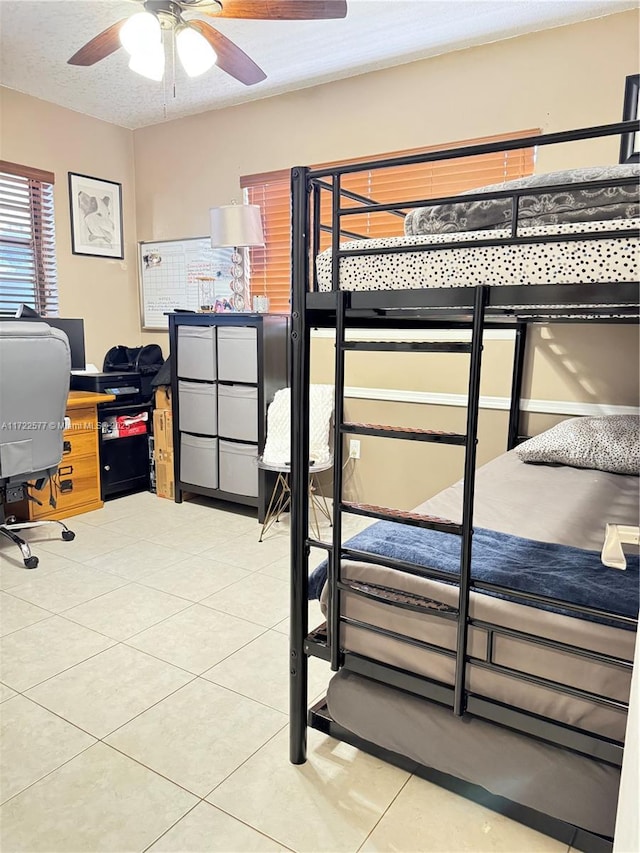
259,471 -> 332,543
0,518 -> 75,569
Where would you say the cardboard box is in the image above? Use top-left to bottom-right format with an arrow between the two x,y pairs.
155,451 -> 175,500
155,447 -> 173,463
153,408 -> 174,453
155,386 -> 172,411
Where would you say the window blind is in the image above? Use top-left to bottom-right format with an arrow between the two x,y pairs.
0,160 -> 59,317
241,169 -> 291,314
241,130 -> 538,313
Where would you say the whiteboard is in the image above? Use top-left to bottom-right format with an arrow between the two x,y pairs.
138,237 -> 238,330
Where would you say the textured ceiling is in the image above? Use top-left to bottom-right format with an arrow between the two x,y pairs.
0,0 -> 636,129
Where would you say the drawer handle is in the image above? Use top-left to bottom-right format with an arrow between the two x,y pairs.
63,441 -> 72,454
58,465 -> 73,477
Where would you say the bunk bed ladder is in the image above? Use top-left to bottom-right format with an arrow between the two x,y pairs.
453,284 -> 489,716
328,281 -> 491,719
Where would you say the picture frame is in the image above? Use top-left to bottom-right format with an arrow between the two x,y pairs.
619,73 -> 640,164
68,172 -> 124,259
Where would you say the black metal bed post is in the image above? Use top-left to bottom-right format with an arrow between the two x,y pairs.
330,290 -> 347,671
507,323 -> 528,450
329,173 -> 345,672
453,284 -> 489,716
290,166 -> 311,765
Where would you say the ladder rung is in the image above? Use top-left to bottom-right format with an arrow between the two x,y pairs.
342,501 -> 462,535
342,340 -> 472,353
342,423 -> 467,445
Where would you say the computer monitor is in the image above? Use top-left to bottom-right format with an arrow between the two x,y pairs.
13,309 -> 86,370
45,319 -> 86,371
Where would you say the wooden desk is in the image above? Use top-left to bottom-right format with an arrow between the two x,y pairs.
15,390 -> 115,522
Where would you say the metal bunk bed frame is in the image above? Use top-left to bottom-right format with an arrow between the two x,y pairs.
289,121 -> 640,852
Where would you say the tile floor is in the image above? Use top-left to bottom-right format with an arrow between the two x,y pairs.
0,491 -> 575,852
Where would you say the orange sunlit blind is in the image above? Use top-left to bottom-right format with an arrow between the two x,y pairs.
242,170 -> 291,314
242,130 -> 538,313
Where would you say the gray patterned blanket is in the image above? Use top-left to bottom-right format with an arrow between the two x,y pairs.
404,164 -> 640,236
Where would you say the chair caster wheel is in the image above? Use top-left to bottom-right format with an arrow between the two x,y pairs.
24,556 -> 39,569
61,530 -> 75,541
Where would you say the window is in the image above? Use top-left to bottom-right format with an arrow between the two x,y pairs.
0,160 -> 58,316
242,170 -> 291,315
242,130 -> 538,313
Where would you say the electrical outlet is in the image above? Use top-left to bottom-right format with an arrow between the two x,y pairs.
349,439 -> 361,460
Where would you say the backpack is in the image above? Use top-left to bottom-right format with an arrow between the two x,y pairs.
102,344 -> 164,402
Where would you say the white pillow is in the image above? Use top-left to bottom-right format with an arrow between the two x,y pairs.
516,415 -> 639,476
309,384 -> 334,466
262,385 -> 334,468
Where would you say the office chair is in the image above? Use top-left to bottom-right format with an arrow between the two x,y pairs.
258,385 -> 334,542
0,322 -> 75,569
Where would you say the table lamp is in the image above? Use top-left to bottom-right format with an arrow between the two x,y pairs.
209,204 -> 265,312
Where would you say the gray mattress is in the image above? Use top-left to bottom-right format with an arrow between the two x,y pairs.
327,669 -> 621,838
321,451 -> 639,741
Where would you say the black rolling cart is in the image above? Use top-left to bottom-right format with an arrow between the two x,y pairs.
70,372 -> 152,499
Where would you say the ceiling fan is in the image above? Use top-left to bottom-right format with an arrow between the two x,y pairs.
68,0 -> 348,84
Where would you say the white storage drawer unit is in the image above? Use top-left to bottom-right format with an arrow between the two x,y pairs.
178,380 -> 217,436
217,384 -> 258,442
181,434 -> 218,489
219,440 -> 258,497
170,313 -> 289,519
217,326 -> 257,384
178,326 -> 217,381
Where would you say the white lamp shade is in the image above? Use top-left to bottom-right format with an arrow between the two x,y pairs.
120,12 -> 161,56
210,204 -> 264,248
177,26 -> 217,78
128,42 -> 165,81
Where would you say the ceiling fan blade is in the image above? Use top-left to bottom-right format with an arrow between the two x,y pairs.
68,19 -> 128,66
189,21 -> 266,85
210,1 -> 347,20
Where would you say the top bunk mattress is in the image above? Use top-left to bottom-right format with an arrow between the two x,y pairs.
315,163 -> 640,293
316,220 -> 640,292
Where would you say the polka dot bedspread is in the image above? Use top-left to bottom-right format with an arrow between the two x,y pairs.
315,219 -> 639,292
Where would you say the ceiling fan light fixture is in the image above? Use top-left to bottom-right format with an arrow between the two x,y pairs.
119,11 -> 162,56
128,42 -> 165,81
176,25 -> 217,78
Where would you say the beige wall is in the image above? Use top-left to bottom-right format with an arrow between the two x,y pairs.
133,9 -> 639,508
134,8 -> 640,250
0,87 -> 140,366
309,326 -> 639,508
2,13 -> 638,507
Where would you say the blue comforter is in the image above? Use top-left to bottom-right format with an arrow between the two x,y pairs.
308,522 -> 639,628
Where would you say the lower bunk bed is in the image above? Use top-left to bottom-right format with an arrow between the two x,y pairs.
306,446 -> 639,848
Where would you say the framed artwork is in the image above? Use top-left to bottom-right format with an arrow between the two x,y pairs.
619,74 -> 640,164
68,172 -> 124,258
